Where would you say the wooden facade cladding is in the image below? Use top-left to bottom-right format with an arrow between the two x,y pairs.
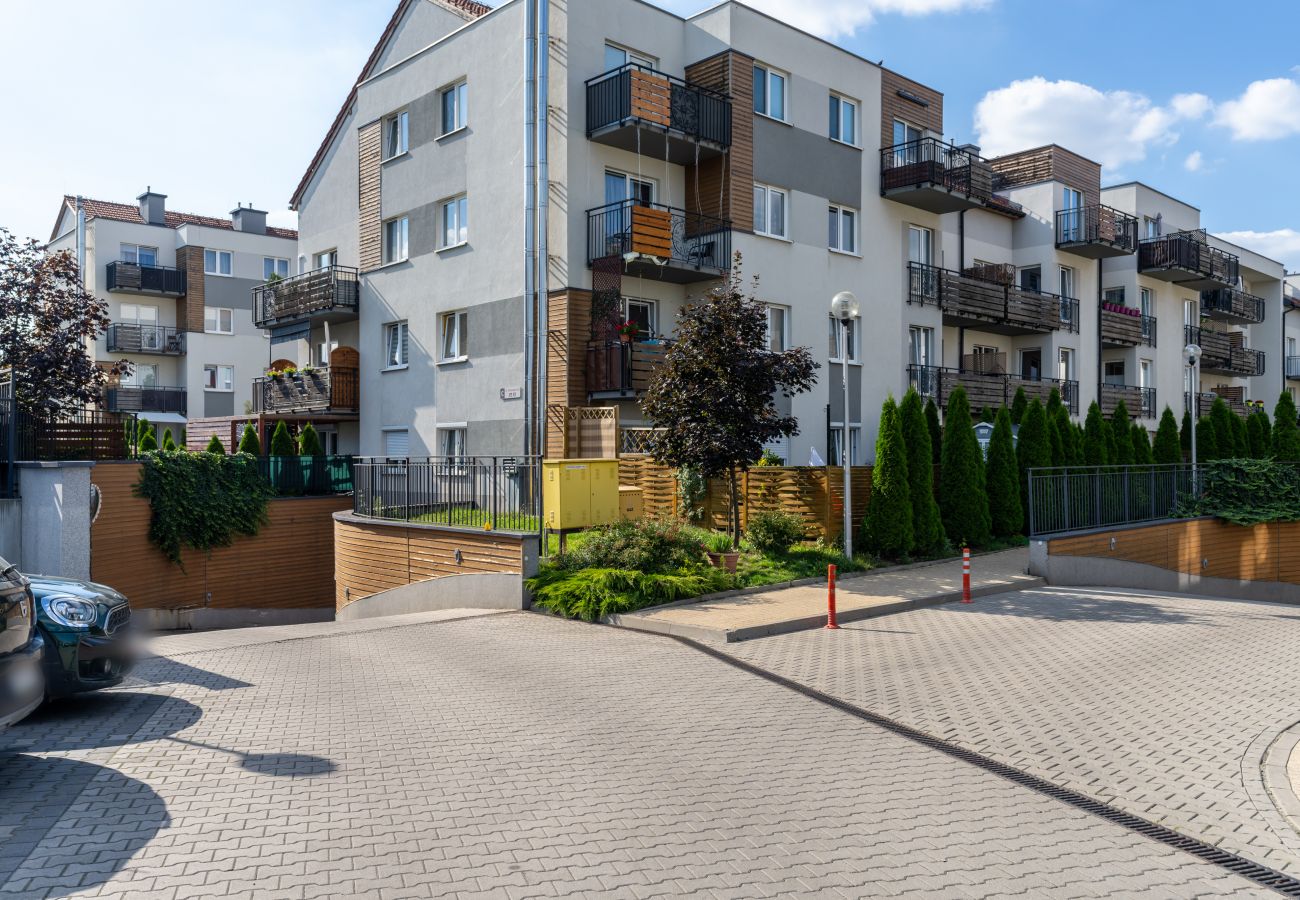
174,246 -> 205,332
880,68 -> 943,149
357,120 -> 382,271
545,289 -> 591,457
990,144 -> 1101,207
685,51 -> 754,233
629,69 -> 672,126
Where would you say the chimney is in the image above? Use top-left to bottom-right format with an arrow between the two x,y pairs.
137,187 -> 167,225
231,203 -> 267,235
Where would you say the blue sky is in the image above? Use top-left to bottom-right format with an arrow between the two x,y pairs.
2,0 -> 1296,267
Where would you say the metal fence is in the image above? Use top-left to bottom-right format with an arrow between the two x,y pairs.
257,455 -> 354,496
1026,464 -> 1195,536
353,456 -> 541,532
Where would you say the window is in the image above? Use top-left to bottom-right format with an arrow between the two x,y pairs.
625,298 -> 656,339
1059,187 -> 1085,241
439,426 -> 467,459
828,205 -> 857,254
1139,359 -> 1152,390
203,364 -> 233,392
439,195 -> 468,248
382,217 -> 409,264
1185,299 -> 1199,326
384,321 -> 409,369
828,94 -> 857,145
383,428 -> 409,459
317,340 -> 339,367
1289,337 -> 1297,359
263,257 -> 289,280
440,81 -> 468,135
440,311 -> 468,361
752,63 -> 787,121
1144,216 -> 1161,238
767,305 -> 790,352
1020,348 -> 1042,381
1019,266 -> 1042,293
203,249 -> 232,276
753,184 -> 787,239
970,345 -> 1001,374
1058,348 -> 1075,382
604,42 -> 656,71
1062,187 -> 1084,211
314,249 -> 337,269
1104,360 -> 1126,385
1059,266 -> 1075,298
123,363 -> 157,388
909,326 -> 934,391
828,314 -> 858,362
1139,287 -> 1153,317
204,307 -> 234,334
1104,287 -> 1126,306
298,255 -> 307,274
120,244 -> 158,266
893,120 -> 923,164
120,303 -> 158,326
384,110 -> 409,159
829,425 -> 861,466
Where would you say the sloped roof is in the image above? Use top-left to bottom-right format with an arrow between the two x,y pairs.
52,196 -> 297,242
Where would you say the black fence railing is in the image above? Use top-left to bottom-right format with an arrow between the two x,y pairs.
1201,287 -> 1266,324
1287,356 -> 1300,380
256,455 -> 354,496
586,63 -> 731,147
106,324 -> 186,355
1139,230 -> 1239,286
908,364 -> 1079,415
0,403 -> 137,497
1027,464 -> 1195,536
587,200 -> 730,271
104,386 -> 187,415
353,456 -> 541,533
881,137 -> 995,203
1055,204 -> 1138,252
252,265 -> 360,329
1186,325 -> 1265,377
105,261 -> 186,295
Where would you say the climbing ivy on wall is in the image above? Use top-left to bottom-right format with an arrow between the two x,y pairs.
1175,458 -> 1300,526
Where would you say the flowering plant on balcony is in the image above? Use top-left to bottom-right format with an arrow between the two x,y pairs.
615,319 -> 640,341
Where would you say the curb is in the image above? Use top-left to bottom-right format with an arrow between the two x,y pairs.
1256,718 -> 1300,856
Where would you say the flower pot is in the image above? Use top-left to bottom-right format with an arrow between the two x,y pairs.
720,551 -> 739,574
707,551 -> 722,569
619,333 -> 633,343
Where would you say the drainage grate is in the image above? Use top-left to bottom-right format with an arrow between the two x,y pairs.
672,635 -> 1300,898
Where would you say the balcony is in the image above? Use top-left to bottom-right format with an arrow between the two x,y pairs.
1100,383 -> 1156,419
907,262 -> 1078,336
252,265 -> 360,329
105,261 -> 186,296
1185,326 -> 1265,377
586,63 -> 731,165
1287,357 -> 1300,381
1187,389 -> 1256,418
587,201 -> 729,284
1099,305 -> 1156,348
104,386 -> 187,415
907,364 -> 1079,415
252,366 -> 359,416
1201,287 -> 1265,325
1055,205 -> 1138,258
106,324 -> 185,356
586,339 -> 671,400
881,138 -> 1006,214
1138,230 -> 1239,289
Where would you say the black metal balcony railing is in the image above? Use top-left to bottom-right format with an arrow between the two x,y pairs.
906,262 -> 1078,335
105,261 -> 186,296
104,386 -> 187,415
1287,357 -> 1300,381
908,364 -> 1079,415
881,138 -> 995,205
586,339 -> 673,397
1138,230 -> 1239,288
1185,325 -> 1265,377
252,367 -> 359,415
106,324 -> 186,355
1187,391 -> 1256,418
1201,287 -> 1266,325
1055,204 -> 1139,256
1100,383 -> 1156,419
252,265 -> 360,329
587,200 -> 730,275
586,63 -> 731,149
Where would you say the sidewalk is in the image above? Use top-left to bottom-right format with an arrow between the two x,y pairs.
607,548 -> 1040,642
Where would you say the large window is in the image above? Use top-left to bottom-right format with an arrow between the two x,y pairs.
753,184 -> 787,239
1144,216 -> 1161,238
383,321 -> 409,369
829,425 -> 861,466
1059,266 -> 1075,298
893,119 -> 922,165
203,364 -> 233,392
604,42 -> 656,71
440,81 -> 468,135
908,325 -> 933,368
1140,287 -> 1153,317
752,63 -> 787,121
439,426 -> 467,460
440,310 -> 468,361
314,249 -> 337,269
439,195 -> 468,249
828,205 -> 857,254
382,217 -> 409,264
120,303 -> 158,326
767,305 -> 790,352
120,244 -> 158,266
123,363 -> 157,388
384,109 -> 409,159
1104,360 -> 1126,385
203,249 -> 232,276
828,315 -> 858,362
263,257 -> 289,280
1058,348 -> 1075,382
828,94 -> 857,145
625,298 -> 656,339
204,307 -> 233,334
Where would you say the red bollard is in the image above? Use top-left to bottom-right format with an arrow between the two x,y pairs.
961,546 -> 972,603
826,564 -> 840,629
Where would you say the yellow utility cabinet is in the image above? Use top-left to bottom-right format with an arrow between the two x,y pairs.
543,459 -> 620,530
618,486 -> 644,521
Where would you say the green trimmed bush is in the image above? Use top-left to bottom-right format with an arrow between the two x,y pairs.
746,510 -> 804,555
924,397 -> 943,465
1083,402 -> 1108,466
1046,387 -> 1062,421
1110,400 -> 1133,466
1230,413 -> 1249,460
1010,387 -> 1028,425
1196,416 -> 1219,462
1053,407 -> 1079,465
1131,422 -> 1153,465
939,387 -> 990,548
1181,409 -> 1193,457
269,420 -> 296,457
528,566 -> 734,622
298,422 -> 323,457
1175,458 -> 1300,525
1016,400 -> 1050,528
900,388 -> 944,556
555,518 -> 707,575
1102,420 -> 1118,467
138,425 -> 158,453
205,435 -> 225,454
237,423 -> 262,456
1273,391 -> 1300,461
1153,407 -> 1181,464
161,429 -> 177,452
987,407 -> 1022,538
1248,409 -> 1270,458
1209,397 -> 1237,459
863,397 -> 913,558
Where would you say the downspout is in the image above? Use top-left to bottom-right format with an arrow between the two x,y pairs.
957,210 -> 966,370
75,195 -> 86,285
523,0 -> 538,458
1096,258 -> 1103,414
536,0 -> 549,459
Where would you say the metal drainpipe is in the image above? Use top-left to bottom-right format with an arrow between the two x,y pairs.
523,0 -> 537,458
1096,258 -> 1103,413
957,210 -> 965,370
536,0 -> 549,459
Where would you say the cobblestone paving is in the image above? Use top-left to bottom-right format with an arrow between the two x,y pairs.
724,585 -> 1300,877
0,612 -> 1275,898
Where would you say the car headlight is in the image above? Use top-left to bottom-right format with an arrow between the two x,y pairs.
41,594 -> 98,628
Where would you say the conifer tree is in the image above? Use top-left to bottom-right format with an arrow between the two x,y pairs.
1180,408 -> 1193,458
1045,388 -> 1065,465
206,434 -> 225,454
1131,422 -> 1153,464
1073,423 -> 1087,464
1196,416 -> 1219,462
138,425 -> 158,452
1016,399 -> 1051,526
939,387 -> 991,548
1083,402 -> 1109,466
1209,397 -> 1237,460
899,389 -> 944,556
136,417 -> 152,451
1053,406 -> 1077,465
161,429 -> 177,452
1272,391 -> 1300,461
237,423 -> 262,456
1102,419 -> 1118,466
1046,387 -> 1062,421
1153,407 -> 1181,465
269,420 -> 297,456
1247,409 -> 1269,458
1111,400 -> 1134,466
863,397 -> 913,559
1230,413 -> 1249,459
1010,387 -> 1028,425
987,407 -> 1022,537
298,422 -> 324,456
924,397 -> 942,465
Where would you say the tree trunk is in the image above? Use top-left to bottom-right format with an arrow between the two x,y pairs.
728,464 -> 741,548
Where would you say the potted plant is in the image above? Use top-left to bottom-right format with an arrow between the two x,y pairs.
266,368 -> 283,381
704,530 -> 740,574
615,319 -> 639,343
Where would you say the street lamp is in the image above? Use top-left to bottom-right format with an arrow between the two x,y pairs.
831,291 -> 860,558
1185,343 -> 1202,491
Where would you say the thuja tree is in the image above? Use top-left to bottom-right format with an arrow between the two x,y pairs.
924,397 -> 943,465
1045,388 -> 1065,466
237,423 -> 262,455
643,262 -> 817,547
1196,416 -> 1219,462
0,229 -> 130,412
269,420 -> 297,456
1153,407 -> 1181,465
939,387 -> 990,547
298,422 -> 323,456
206,434 -> 226,454
1083,402 -> 1109,466
1010,387 -> 1028,425
1110,400 -> 1134,466
1016,400 -> 1050,529
864,397 -> 913,558
1131,422 -> 1153,464
138,425 -> 158,452
1055,406 -> 1080,465
987,407 -> 1022,538
1209,397 -> 1237,459
899,388 -> 944,556
1248,409 -> 1270,458
161,429 -> 177,452
1230,413 -> 1249,460
1273,391 -> 1300,461
1180,409 -> 1193,458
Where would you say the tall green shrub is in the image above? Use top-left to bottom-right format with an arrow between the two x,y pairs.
1273,391 -> 1300,461
1180,409 -> 1193,457
1230,413 -> 1249,460
1054,407 -> 1079,465
237,423 -> 262,456
1010,387 -> 1028,425
206,435 -> 226,454
1196,417 -> 1219,462
1045,387 -> 1062,421
1131,423 -> 1153,464
924,397 -> 942,465
1209,397 -> 1236,460
1016,399 -> 1050,527
987,407 -> 1022,537
298,422 -> 324,456
138,425 -> 158,452
269,420 -> 297,456
1102,420 -> 1118,467
1153,407 -> 1181,464
899,388 -> 944,556
161,429 -> 177,452
1083,402 -> 1108,466
1248,410 -> 1270,458
939,387 -> 990,548
863,398 -> 913,559
1110,400 -> 1133,466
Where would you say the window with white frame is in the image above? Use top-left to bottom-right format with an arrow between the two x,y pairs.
203,249 -> 232,276
384,109 -> 409,159
1058,347 -> 1075,382
1144,216 -> 1160,238
383,428 -> 409,458
1139,287 -> 1153,317
908,325 -> 933,368
1059,265 -> 1075,298
753,184 -> 787,239
828,205 -> 857,254
1104,286 -> 1125,306
297,255 -> 307,274
440,310 -> 468,360
604,42 -> 656,71
828,93 -> 857,145
439,195 -> 468,248
624,298 -> 656,339
1184,299 -> 1199,326
440,81 -> 467,135
263,257 -> 289,280
752,63 -> 787,120
383,321 -> 409,369
828,314 -> 858,362
203,364 -> 233,392
892,119 -> 923,165
317,340 -> 339,367
1139,359 -> 1152,390
120,244 -> 158,266
120,303 -> 158,326
767,304 -> 790,352
439,426 -> 467,460
314,249 -> 336,269
382,217 -> 408,264
829,425 -> 861,466
204,307 -> 233,334
123,363 -> 157,388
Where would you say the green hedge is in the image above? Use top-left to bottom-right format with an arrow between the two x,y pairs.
1175,458 -> 1300,525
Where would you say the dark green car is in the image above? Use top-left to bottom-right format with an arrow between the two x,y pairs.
29,575 -> 135,699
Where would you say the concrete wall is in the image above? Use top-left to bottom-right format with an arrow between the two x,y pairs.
0,499 -> 21,566
18,462 -> 93,579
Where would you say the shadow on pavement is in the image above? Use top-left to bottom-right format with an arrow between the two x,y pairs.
166,736 -> 337,778
4,692 -> 203,754
0,755 -> 169,897
959,587 -> 1212,625
124,655 -> 253,692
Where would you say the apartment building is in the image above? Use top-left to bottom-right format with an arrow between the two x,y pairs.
1287,277 -> 1300,401
278,0 -> 1289,464
47,192 -> 296,439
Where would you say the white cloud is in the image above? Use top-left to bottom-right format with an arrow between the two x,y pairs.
1183,150 -> 1204,172
1214,78 -> 1300,141
1215,229 -> 1300,270
973,77 -> 1209,168
650,0 -> 987,39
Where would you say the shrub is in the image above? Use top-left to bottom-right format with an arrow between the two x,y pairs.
1054,407 -> 1079,466
676,465 -> 706,524
1010,387 -> 1028,425
161,429 -> 177,452
987,407 -> 1022,538
528,566 -> 734,622
1130,422 -> 1153,465
1083,402 -> 1108,466
1209,397 -> 1236,459
1102,419 -> 1118,467
1110,400 -> 1133,466
1153,407 -> 1181,464
269,420 -> 297,456
1230,413 -> 1249,460
1046,387 -> 1062,421
924,397 -> 942,465
1175,458 -> 1300,525
138,425 -> 158,453
1273,391 -> 1300,461
899,388 -> 944,556
755,447 -> 784,466
864,397 -> 912,558
298,422 -> 324,457
703,530 -> 734,554
237,423 -> 262,456
1196,416 -> 1219,461
555,518 -> 707,575
1248,410 -> 1270,458
746,510 -> 804,554
205,435 -> 225,454
1016,400 -> 1049,528
939,387 -> 990,548
1180,409 -> 1193,456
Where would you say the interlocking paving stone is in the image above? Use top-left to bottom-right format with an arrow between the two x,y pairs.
0,611 -> 1276,898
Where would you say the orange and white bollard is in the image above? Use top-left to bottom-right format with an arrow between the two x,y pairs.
826,564 -> 840,629
961,546 -> 972,603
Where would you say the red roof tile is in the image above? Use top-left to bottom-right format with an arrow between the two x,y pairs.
56,195 -> 298,241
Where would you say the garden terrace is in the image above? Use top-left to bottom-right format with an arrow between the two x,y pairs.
586,63 -> 731,164
1139,230 -> 1239,289
1201,286 -> 1266,325
1099,383 -> 1155,419
907,364 -> 1079,415
104,386 -> 186,415
1185,326 -> 1265,378
1100,305 -> 1156,348
252,265 -> 359,329
1054,204 -> 1138,258
586,339 -> 672,399
352,456 -> 541,533
105,261 -> 186,296
907,262 -> 1078,335
106,324 -> 186,356
586,201 -> 730,284
254,367 -> 358,416
880,138 -> 1016,215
